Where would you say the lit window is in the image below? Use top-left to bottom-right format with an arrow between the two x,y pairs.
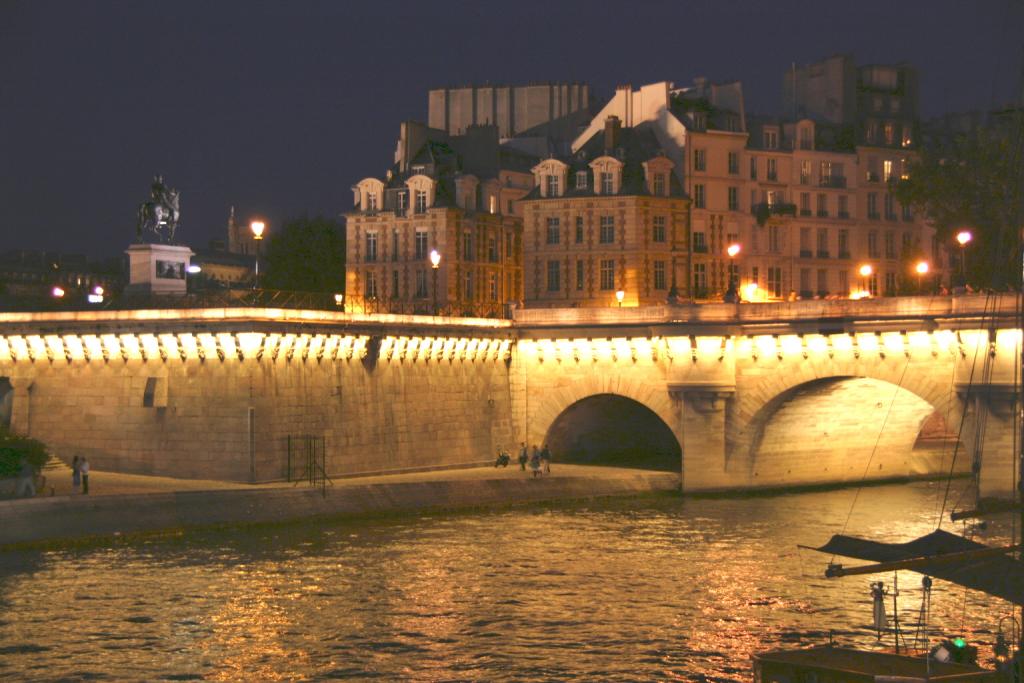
601,172 -> 614,194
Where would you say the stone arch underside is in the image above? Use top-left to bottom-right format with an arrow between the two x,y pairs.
731,375 -> 964,487
527,376 -> 681,471
544,393 -> 682,470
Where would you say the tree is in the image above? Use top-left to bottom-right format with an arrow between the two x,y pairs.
260,215 -> 346,293
0,426 -> 49,479
894,116 -> 1024,289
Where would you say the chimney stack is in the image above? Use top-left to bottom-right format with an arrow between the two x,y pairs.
604,115 -> 622,152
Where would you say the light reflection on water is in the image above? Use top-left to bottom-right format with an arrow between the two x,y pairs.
0,481 -> 1013,681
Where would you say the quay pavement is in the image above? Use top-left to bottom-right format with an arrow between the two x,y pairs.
0,464 -> 680,547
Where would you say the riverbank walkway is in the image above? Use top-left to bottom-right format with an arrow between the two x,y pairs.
1,463 -> 681,548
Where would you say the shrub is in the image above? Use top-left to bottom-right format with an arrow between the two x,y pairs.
0,427 -> 49,478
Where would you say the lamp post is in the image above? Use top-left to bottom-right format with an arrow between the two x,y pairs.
726,243 -> 741,287
430,248 -> 441,314
615,289 -> 625,307
914,260 -> 929,293
859,263 -> 874,298
955,230 -> 972,287
251,220 -> 266,289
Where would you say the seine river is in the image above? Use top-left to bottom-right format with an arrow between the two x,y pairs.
0,481 -> 1010,681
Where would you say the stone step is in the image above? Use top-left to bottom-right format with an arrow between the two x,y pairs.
42,455 -> 72,474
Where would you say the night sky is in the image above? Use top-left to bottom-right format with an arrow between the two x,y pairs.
1,0 -> 1019,258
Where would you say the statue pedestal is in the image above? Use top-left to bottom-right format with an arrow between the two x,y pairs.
125,243 -> 195,295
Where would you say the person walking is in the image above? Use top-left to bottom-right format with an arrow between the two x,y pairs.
15,458 -> 36,498
80,456 -> 90,495
529,445 -> 541,478
72,455 -> 81,494
540,443 -> 551,475
518,442 -> 528,471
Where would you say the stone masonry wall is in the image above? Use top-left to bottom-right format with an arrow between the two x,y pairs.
0,345 -> 514,482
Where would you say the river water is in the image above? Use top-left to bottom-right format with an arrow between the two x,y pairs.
0,480 -> 1013,681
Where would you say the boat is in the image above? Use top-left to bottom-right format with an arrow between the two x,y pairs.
754,289 -> 1023,681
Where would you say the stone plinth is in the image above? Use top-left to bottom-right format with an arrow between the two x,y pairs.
125,243 -> 194,295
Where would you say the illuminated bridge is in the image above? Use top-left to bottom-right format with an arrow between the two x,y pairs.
0,294 -> 1018,498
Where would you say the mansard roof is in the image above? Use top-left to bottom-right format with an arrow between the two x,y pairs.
522,121 -> 685,200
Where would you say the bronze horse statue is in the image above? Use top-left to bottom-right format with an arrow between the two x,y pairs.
136,176 -> 180,243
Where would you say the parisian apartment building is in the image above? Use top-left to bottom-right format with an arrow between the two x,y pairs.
345,58 -> 945,310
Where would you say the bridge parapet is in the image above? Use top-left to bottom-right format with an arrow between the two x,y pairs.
514,294 -> 1020,336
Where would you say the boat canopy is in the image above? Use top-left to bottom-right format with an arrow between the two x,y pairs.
816,529 -> 1024,605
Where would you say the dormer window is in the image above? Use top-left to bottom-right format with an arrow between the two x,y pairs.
366,192 -> 378,211
653,173 -> 665,197
601,172 -> 613,194
397,191 -> 408,212
414,190 -> 427,213
546,174 -> 560,197
575,171 -> 588,190
411,165 -> 425,174
764,129 -> 778,149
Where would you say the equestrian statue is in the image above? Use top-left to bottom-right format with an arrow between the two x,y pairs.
136,175 -> 180,243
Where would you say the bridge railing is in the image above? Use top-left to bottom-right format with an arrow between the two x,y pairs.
0,289 -> 345,313
513,293 -> 1022,327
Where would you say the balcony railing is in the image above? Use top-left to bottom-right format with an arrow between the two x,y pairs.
816,250 -> 830,259
838,211 -> 850,219
693,244 -> 709,254
817,210 -> 829,217
800,209 -> 812,216
753,202 -> 797,226
799,249 -> 813,258
819,176 -> 847,188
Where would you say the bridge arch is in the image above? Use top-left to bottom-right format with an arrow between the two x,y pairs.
730,364 -> 964,486
526,376 -> 681,471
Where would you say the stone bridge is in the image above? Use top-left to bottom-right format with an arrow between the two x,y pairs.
0,295 -> 1018,498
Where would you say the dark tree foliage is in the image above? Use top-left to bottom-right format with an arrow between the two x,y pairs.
260,215 -> 346,293
894,116 -> 1024,289
0,427 -> 49,478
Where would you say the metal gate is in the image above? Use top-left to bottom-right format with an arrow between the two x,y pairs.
286,435 -> 332,496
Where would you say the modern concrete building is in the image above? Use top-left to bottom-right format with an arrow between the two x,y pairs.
783,54 -> 919,148
346,121 -> 536,314
428,83 -> 591,139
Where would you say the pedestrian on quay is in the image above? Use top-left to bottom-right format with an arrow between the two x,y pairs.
72,455 -> 81,494
15,457 -> 36,498
529,445 -> 541,478
518,442 -> 528,471
80,456 -> 90,495
494,447 -> 510,468
540,443 -> 551,475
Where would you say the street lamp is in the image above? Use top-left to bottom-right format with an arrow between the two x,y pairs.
955,230 -> 972,286
858,263 -> 874,298
251,220 -> 266,289
430,248 -> 441,314
334,293 -> 344,308
615,289 -> 625,307
51,286 -> 65,298
914,260 -> 929,292
726,242 -> 741,291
